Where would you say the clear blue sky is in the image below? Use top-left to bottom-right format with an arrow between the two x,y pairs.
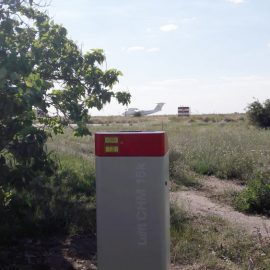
47,0 -> 270,115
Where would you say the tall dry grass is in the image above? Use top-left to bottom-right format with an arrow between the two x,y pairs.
47,115 -> 270,182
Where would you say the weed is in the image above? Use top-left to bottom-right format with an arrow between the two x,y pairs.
235,171 -> 270,216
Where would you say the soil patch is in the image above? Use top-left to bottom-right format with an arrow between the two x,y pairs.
174,177 -> 270,237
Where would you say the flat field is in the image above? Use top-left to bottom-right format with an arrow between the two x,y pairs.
48,113 -> 270,182
44,114 -> 270,270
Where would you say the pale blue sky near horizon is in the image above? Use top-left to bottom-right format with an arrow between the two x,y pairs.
47,0 -> 270,115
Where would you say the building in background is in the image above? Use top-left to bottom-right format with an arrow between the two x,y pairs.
178,106 -> 190,116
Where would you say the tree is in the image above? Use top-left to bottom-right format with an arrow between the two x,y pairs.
247,99 -> 270,128
0,0 -> 131,188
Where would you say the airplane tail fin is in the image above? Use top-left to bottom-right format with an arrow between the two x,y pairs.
154,103 -> 165,112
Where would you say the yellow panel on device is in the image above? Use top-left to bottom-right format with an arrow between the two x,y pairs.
105,137 -> 119,144
105,146 -> 119,153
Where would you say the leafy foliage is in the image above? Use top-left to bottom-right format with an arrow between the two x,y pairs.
0,156 -> 96,244
247,99 -> 270,128
235,172 -> 270,216
0,0 -> 130,240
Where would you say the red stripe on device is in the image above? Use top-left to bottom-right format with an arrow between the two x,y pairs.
95,131 -> 168,157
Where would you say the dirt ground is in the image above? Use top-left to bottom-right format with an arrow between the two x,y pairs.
0,235 -> 97,270
0,235 -> 182,270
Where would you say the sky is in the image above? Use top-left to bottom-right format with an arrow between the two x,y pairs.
47,0 -> 270,115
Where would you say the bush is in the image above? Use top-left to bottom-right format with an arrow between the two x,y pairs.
235,172 -> 270,216
0,155 -> 96,244
247,99 -> 270,128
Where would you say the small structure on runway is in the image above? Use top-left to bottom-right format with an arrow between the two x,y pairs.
178,106 -> 190,116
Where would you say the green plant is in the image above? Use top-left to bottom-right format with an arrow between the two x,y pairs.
0,0 -> 130,242
235,172 -> 270,215
0,1 -> 130,179
247,99 -> 270,128
0,153 -> 96,244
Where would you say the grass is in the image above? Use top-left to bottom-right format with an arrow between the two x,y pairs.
48,114 -> 270,182
171,202 -> 270,269
168,122 -> 270,181
48,114 -> 270,183
48,152 -> 96,235
234,171 -> 270,216
43,114 -> 270,268
169,148 -> 200,189
46,115 -> 270,209
0,151 -> 96,244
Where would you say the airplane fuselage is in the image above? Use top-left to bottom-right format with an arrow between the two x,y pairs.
123,103 -> 165,116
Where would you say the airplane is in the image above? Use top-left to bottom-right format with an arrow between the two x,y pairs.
123,103 -> 165,116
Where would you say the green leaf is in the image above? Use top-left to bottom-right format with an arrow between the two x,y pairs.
0,67 -> 7,80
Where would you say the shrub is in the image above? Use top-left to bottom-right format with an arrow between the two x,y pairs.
0,155 -> 96,244
235,172 -> 270,216
247,99 -> 270,128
